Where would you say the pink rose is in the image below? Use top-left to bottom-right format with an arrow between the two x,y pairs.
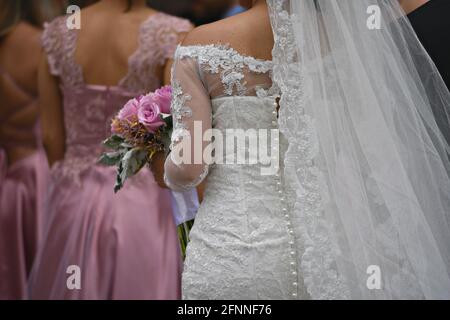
137,95 -> 166,133
118,97 -> 140,121
152,85 -> 172,114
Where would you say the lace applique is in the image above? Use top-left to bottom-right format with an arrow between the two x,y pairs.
176,44 -> 273,96
256,85 -> 280,99
171,79 -> 193,131
121,13 -> 192,92
42,16 -> 83,86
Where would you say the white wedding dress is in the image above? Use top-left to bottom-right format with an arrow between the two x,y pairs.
165,0 -> 450,300
164,44 -> 309,299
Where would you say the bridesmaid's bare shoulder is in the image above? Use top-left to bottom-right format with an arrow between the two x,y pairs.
0,22 -> 41,93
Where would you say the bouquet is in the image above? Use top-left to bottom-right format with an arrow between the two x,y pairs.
99,86 -> 193,258
99,86 -> 173,193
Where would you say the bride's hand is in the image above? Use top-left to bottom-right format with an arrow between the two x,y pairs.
151,151 -> 169,189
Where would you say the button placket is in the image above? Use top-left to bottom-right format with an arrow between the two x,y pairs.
272,99 -> 299,299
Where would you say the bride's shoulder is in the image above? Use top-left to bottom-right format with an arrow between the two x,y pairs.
181,10 -> 272,61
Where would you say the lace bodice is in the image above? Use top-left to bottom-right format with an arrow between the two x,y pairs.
42,13 -> 191,182
164,44 -> 277,190
163,44 -> 309,299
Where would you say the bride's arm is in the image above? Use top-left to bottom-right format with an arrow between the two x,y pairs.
163,54 -> 212,192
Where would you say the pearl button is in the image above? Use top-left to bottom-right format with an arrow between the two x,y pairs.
292,293 -> 298,298
293,282 -> 298,287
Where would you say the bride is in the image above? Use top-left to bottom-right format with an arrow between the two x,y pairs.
160,0 -> 450,299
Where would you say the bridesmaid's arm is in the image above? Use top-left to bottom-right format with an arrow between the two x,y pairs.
39,53 -> 66,166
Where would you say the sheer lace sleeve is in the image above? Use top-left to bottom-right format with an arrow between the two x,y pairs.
164,49 -> 212,191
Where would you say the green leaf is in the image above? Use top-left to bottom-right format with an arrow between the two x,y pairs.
103,135 -> 125,150
163,115 -> 173,128
98,151 -> 123,167
114,161 -> 124,193
114,148 -> 148,193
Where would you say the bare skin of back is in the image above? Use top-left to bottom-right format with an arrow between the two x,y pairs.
0,22 -> 41,166
40,0 -> 185,166
74,0 -> 160,86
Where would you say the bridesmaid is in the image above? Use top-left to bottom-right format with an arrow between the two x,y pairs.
0,1 -> 52,300
29,0 -> 192,299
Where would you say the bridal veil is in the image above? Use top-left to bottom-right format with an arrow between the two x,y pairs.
267,0 -> 450,299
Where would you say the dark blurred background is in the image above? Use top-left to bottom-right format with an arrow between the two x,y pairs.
66,0 -> 246,25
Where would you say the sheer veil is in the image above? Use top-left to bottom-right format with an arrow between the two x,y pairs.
267,0 -> 450,299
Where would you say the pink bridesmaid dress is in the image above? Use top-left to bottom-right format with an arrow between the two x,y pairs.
29,13 -> 191,300
0,69 -> 49,300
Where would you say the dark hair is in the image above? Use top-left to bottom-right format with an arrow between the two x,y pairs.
0,0 -> 47,37
126,0 -> 133,12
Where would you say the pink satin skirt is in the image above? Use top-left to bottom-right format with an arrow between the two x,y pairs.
29,164 -> 181,300
0,149 -> 49,300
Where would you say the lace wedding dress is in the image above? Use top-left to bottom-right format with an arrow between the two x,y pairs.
165,0 -> 450,300
164,44 -> 309,299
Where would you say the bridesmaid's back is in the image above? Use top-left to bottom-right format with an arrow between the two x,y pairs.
0,23 -> 42,165
41,1 -> 192,180
74,2 -> 160,86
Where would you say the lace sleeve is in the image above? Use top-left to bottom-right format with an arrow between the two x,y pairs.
164,51 -> 212,191
42,17 -> 65,77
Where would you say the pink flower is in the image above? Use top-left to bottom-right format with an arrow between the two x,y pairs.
118,97 -> 140,121
137,95 -> 166,133
152,85 -> 172,114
